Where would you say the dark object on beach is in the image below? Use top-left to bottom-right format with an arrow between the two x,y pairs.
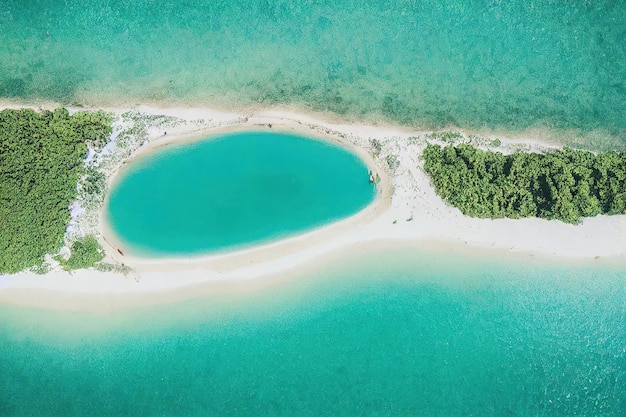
117,248 -> 124,256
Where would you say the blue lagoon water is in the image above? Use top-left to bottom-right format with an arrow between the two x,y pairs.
106,131 -> 374,255
1,1 -> 625,148
0,245 -> 624,416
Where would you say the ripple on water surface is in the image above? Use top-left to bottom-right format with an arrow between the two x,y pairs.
2,1 -> 626,148
105,131 -> 375,256
0,244 -> 624,416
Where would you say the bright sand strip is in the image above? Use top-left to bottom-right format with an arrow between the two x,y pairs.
1,104 -> 625,310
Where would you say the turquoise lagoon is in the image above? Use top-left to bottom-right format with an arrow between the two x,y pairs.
105,131 -> 375,255
0,245 -> 624,416
1,0 -> 625,148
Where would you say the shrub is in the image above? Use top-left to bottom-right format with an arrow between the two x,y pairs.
61,236 -> 104,271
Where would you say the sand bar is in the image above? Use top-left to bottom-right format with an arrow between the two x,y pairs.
1,104 -> 625,310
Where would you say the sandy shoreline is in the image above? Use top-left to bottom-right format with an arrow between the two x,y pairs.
1,103 -> 625,310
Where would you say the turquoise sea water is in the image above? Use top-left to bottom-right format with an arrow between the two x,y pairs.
106,131 -> 374,255
1,245 -> 624,416
2,3 -> 626,416
1,1 -> 625,148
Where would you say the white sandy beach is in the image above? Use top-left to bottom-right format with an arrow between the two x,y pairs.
1,103 -> 625,310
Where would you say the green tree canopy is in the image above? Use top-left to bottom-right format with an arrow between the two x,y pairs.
0,108 -> 111,273
59,235 -> 105,271
422,144 -> 626,224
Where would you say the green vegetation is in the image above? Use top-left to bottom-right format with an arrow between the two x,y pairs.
386,154 -> 399,171
422,144 -> 626,224
369,138 -> 382,157
58,236 -> 104,271
490,138 -> 501,147
79,166 -> 107,200
426,131 -> 465,143
93,261 -> 133,276
0,108 -> 111,273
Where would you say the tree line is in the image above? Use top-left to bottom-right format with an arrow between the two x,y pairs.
0,108 -> 111,273
422,144 -> 626,224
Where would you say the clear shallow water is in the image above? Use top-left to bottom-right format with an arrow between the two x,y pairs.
106,131 -> 374,255
1,1 -> 625,148
0,245 -> 624,416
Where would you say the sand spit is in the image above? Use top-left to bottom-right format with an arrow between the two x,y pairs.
1,104 -> 625,310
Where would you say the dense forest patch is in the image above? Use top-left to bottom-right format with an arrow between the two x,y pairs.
422,144 -> 626,224
0,108 -> 111,273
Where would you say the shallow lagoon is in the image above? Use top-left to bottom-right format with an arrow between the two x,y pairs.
106,131 -> 375,255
